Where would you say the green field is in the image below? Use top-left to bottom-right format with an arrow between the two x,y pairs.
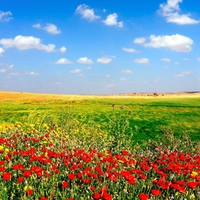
1,93 -> 200,143
0,92 -> 200,199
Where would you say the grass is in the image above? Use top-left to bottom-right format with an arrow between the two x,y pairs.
0,91 -> 200,199
0,92 -> 200,143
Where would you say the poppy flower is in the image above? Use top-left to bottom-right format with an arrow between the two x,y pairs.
3,172 -> 11,181
62,181 -> 69,188
68,173 -> 76,181
139,193 -> 149,200
40,197 -> 48,200
18,177 -> 24,183
188,182 -> 198,189
151,189 -> 162,196
92,192 -> 101,199
26,189 -> 33,195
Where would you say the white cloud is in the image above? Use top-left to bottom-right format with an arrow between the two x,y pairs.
55,82 -> 61,85
105,84 -> 115,88
43,23 -> 61,34
159,0 -> 200,25
102,13 -> 123,27
0,35 -> 56,52
8,72 -> 21,76
122,47 -> 138,53
0,11 -> 12,22
0,68 -> 6,73
77,57 -> 94,64
76,4 -> 100,21
197,58 -> 200,61
143,34 -> 193,52
134,58 -> 150,65
32,23 -> 41,29
85,67 -> 92,70
0,47 -> 5,55
55,58 -> 73,64
33,23 -> 61,34
175,61 -> 179,65
121,70 -> 132,74
133,37 -> 146,44
105,74 -> 111,78
97,56 -> 113,64
183,58 -> 190,61
7,64 -> 13,69
60,46 -> 67,53
26,72 -> 39,76
175,71 -> 193,77
161,58 -> 171,62
120,78 -> 128,81
70,69 -> 81,73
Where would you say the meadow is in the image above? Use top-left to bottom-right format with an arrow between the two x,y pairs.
0,91 -> 199,199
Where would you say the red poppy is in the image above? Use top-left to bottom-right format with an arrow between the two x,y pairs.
23,170 -> 32,178
26,189 -> 33,195
68,173 -> 76,181
62,181 -> 69,188
18,177 -> 24,183
3,172 -> 11,181
102,192 -> 112,200
92,192 -> 101,199
188,182 -> 198,189
40,197 -> 48,200
90,186 -> 96,191
151,189 -> 162,196
139,193 -> 149,200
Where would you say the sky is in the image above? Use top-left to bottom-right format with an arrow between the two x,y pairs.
0,0 -> 200,94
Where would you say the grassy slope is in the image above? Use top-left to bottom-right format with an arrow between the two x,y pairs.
0,91 -> 200,142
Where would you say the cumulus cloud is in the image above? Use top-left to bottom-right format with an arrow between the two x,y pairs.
85,67 -> 92,70
0,35 -> 56,52
102,13 -> 123,27
76,4 -> 100,21
55,58 -> 73,64
7,71 -> 39,77
105,84 -> 115,88
43,23 -> 61,34
104,74 -> 111,78
77,57 -> 94,64
121,70 -> 132,74
26,72 -> 39,76
0,11 -> 12,22
8,72 -> 21,76
133,37 -> 146,44
140,34 -> 193,52
32,23 -> 41,29
134,58 -> 150,65
70,69 -> 81,73
60,46 -> 67,53
161,58 -> 171,62
97,56 -> 113,64
0,68 -> 6,73
122,47 -> 138,53
197,58 -> 200,61
175,71 -> 193,77
0,47 -> 5,56
120,78 -> 128,81
33,23 -> 61,34
159,0 -> 200,25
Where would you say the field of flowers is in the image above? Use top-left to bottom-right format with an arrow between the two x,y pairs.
0,118 -> 199,200
0,92 -> 200,199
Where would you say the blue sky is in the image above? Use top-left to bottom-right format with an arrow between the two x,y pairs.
0,0 -> 200,94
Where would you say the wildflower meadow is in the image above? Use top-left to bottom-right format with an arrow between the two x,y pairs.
0,92 -> 199,199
